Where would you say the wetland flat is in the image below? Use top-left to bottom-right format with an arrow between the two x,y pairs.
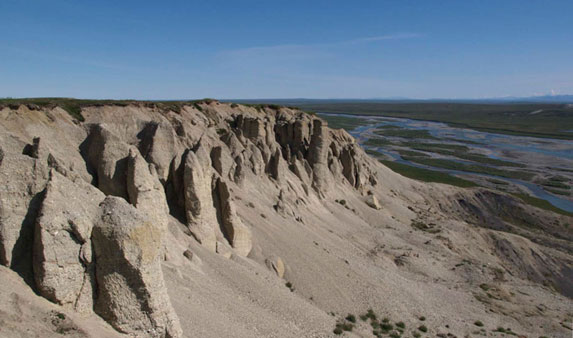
319,112 -> 573,215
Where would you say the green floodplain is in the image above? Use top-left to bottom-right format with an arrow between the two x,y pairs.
240,100 -> 573,140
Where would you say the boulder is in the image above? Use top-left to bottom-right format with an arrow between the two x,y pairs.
92,196 -> 182,338
272,257 -> 285,278
33,170 -> 104,313
365,195 -> 381,210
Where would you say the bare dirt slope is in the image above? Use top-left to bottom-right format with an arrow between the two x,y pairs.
0,100 -> 571,338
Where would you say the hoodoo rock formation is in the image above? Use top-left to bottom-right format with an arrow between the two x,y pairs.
0,100 -> 571,337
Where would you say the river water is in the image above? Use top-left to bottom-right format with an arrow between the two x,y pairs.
319,113 -> 573,213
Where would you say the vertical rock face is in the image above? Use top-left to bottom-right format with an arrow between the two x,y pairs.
92,197 -> 182,338
33,171 -> 104,313
307,119 -> 331,194
82,124 -> 130,198
137,122 -> 176,183
127,149 -> 169,234
183,146 -> 218,252
210,146 -> 233,179
267,147 -> 286,182
340,146 -> 357,187
0,152 -> 49,281
214,178 -> 252,257
237,116 -> 265,140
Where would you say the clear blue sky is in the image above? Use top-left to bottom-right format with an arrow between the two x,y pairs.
1,0 -> 572,99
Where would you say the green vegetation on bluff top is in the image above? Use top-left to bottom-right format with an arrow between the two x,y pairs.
0,98 -> 317,123
0,97 -> 225,121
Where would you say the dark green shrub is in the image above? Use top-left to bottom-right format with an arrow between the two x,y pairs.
418,325 -> 428,332
345,314 -> 356,323
479,284 -> 490,291
366,309 -> 377,320
193,103 -> 203,112
333,327 -> 342,335
396,321 -> 405,329
474,320 -> 484,327
380,323 -> 393,332
341,323 -> 353,331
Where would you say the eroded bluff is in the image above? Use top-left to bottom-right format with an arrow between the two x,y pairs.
0,101 -> 378,337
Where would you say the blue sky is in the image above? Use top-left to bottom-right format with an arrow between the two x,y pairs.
1,0 -> 572,99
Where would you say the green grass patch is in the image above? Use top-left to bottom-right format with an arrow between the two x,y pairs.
374,128 -> 439,140
401,156 -> 534,180
403,142 -> 471,152
376,124 -> 402,130
487,178 -> 509,185
479,283 -> 491,291
380,160 -> 479,188
541,180 -> 570,189
365,149 -> 386,158
511,193 -> 573,216
319,114 -> 374,131
395,149 -> 430,158
402,142 -> 524,167
545,187 -> 570,196
494,327 -> 517,336
411,221 -> 441,233
364,138 -> 395,147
